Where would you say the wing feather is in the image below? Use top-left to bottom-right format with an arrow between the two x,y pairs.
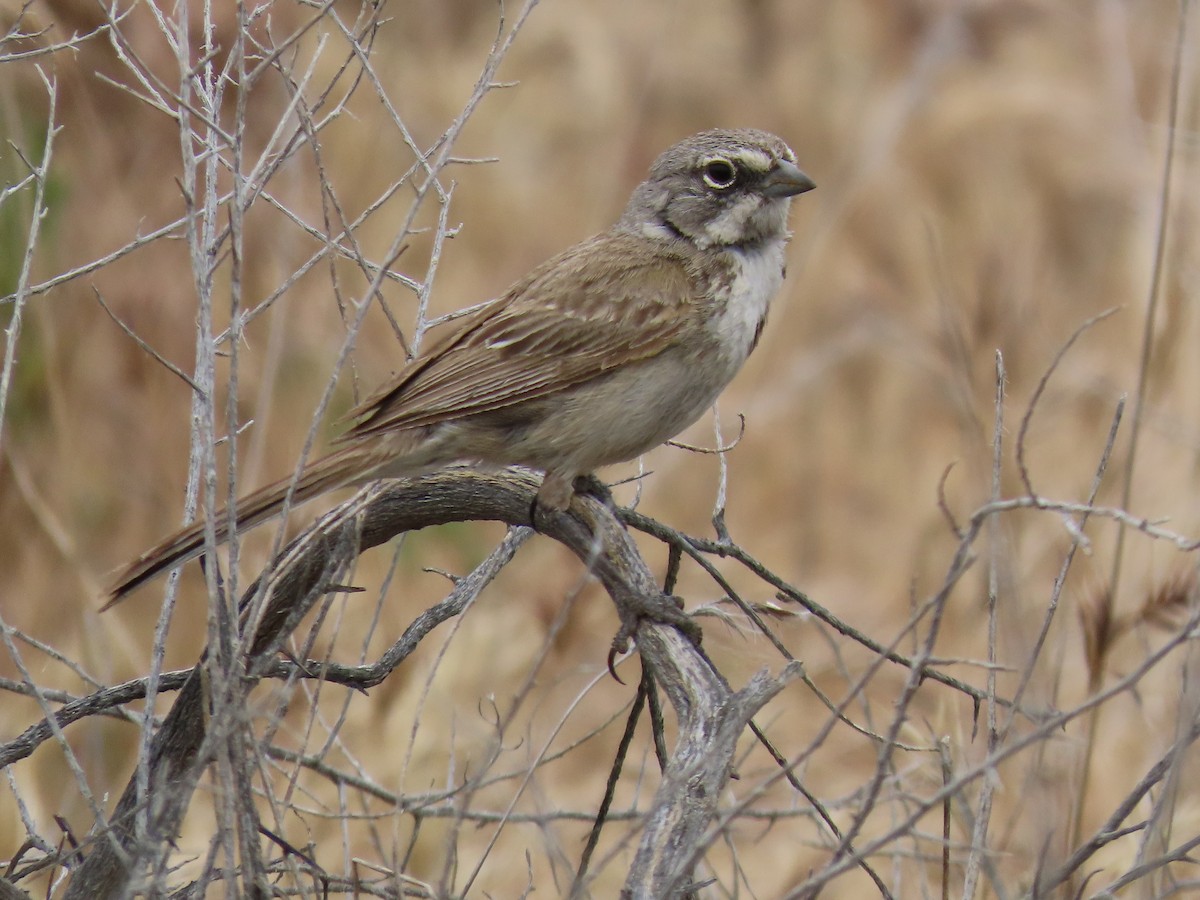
341,232 -> 699,439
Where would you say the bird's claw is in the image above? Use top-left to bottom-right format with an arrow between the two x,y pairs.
572,474 -> 616,509
607,592 -> 701,682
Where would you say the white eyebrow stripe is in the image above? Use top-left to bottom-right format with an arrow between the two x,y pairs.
729,148 -> 774,172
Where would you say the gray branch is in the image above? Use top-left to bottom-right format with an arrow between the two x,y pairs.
62,469 -> 794,898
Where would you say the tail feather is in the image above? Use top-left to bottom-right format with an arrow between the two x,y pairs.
103,446 -> 368,609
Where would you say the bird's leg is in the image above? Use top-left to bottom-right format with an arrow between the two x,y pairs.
607,593 -> 701,681
535,471 -> 575,512
531,470 -> 616,521
533,471 -> 614,513
529,471 -> 699,661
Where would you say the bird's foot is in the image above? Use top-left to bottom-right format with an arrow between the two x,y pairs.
530,472 -> 615,522
530,471 -> 572,522
571,473 -> 615,509
607,592 -> 701,682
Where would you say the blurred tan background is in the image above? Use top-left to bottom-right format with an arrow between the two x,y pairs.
2,0 -> 1199,895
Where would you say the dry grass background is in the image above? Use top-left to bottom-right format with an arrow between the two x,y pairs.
2,0 -> 1200,896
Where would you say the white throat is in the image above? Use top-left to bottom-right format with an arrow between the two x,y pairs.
713,239 -> 787,365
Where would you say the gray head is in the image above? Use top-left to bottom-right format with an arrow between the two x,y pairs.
619,128 -> 815,249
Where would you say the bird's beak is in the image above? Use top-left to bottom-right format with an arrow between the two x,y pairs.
762,160 -> 816,198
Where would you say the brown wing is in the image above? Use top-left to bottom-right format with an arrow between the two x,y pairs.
341,231 -> 699,439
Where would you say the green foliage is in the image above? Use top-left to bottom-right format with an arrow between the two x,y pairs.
0,100 -> 67,434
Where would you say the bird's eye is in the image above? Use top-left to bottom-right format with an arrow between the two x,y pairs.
702,158 -> 737,189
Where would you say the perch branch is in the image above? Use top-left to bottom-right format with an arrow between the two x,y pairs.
65,469 -> 790,898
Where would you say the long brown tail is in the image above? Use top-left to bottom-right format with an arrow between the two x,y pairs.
103,445 -> 374,608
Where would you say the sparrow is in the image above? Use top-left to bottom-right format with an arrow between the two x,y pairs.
105,128 -> 814,605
